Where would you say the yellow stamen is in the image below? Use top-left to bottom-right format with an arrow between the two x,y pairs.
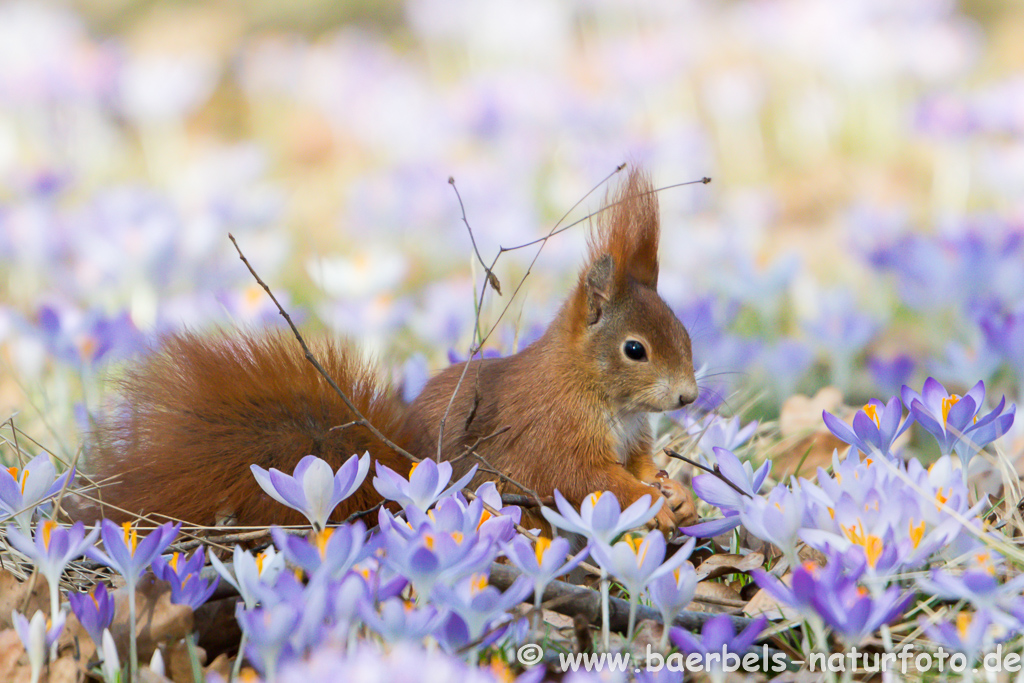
451,531 -> 464,544
908,520 -> 925,549
315,529 -> 334,558
470,573 -> 488,594
865,458 -> 874,466
534,537 -> 551,566
588,492 -> 603,508
956,612 -> 972,640
942,395 -> 961,425
477,510 -> 492,528
936,488 -> 950,507
836,473 -> 843,485
408,462 -> 419,477
423,533 -> 435,550
827,507 -> 835,520
841,521 -> 883,567
121,522 -> 138,556
863,403 -> 880,429
7,467 -> 28,494
490,659 -> 514,683
774,502 -> 783,512
255,551 -> 268,575
41,520 -> 57,549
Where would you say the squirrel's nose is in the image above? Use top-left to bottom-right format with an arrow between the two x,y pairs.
678,386 -> 698,407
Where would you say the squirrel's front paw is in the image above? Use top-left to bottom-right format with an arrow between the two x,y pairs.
651,471 -> 697,529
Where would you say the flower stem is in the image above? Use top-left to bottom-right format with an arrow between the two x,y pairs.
626,593 -> 638,642
128,585 -> 138,683
48,579 -> 60,662
600,573 -> 610,652
230,630 -> 248,682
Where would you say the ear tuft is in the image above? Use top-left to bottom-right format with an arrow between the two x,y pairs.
586,168 -> 660,291
584,254 -> 613,325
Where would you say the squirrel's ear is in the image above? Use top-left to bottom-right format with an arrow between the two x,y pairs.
585,254 -> 614,325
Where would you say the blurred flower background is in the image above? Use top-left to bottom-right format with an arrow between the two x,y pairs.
1,0 -> 1022,468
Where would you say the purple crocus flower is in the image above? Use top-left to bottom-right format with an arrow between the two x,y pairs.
902,379 -> 1015,467
372,458 -> 478,511
753,553 -> 913,645
647,562 -> 698,650
209,544 -> 286,610
6,520 -> 99,622
680,447 -> 770,537
86,519 -> 180,589
86,519 -> 179,679
822,396 -> 911,458
237,600 -> 302,681
68,583 -> 115,651
503,535 -> 587,610
681,413 -> 759,463
920,610 -> 996,666
358,597 -> 444,643
590,532 -> 696,640
432,573 -> 533,652
917,569 -> 1024,630
270,522 -> 368,580
151,547 -> 219,610
670,614 -> 767,665
738,483 -> 807,562
380,523 -> 497,599
12,609 -> 65,683
0,452 -> 75,533
251,452 -> 370,530
403,485 -> 517,545
540,490 -> 662,545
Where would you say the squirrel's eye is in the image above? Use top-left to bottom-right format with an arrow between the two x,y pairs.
623,340 -> 647,361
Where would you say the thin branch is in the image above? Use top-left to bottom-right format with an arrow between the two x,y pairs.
664,447 -> 751,498
228,233 -> 421,466
449,176 -> 501,296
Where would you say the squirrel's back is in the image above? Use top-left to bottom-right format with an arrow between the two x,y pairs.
81,330 -> 409,526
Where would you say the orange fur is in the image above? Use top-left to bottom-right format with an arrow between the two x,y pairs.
82,330 -> 410,526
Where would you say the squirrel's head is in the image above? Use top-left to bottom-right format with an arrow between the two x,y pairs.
566,169 -> 698,414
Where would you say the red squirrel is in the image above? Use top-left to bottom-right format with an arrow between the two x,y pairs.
80,169 -> 699,533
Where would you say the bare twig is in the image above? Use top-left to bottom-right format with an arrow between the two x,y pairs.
664,447 -> 750,498
228,233 -> 421,466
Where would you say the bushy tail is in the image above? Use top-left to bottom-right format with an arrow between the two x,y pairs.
78,330 -> 411,526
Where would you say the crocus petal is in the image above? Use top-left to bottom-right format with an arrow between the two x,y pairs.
250,465 -> 292,509
409,459 -> 440,504
823,410 -> 860,447
334,452 -> 370,502
437,464 -> 478,503
300,458 -> 337,527
679,513 -> 742,537
267,468 -> 310,510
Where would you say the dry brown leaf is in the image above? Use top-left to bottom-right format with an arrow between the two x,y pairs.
165,639 -> 207,683
773,387 -> 847,478
108,575 -> 194,665
0,629 -> 26,682
0,570 -> 50,629
694,552 -> 765,581
138,665 -> 175,683
693,581 -> 743,605
204,653 -> 233,682
630,619 -> 663,656
46,654 -> 80,683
